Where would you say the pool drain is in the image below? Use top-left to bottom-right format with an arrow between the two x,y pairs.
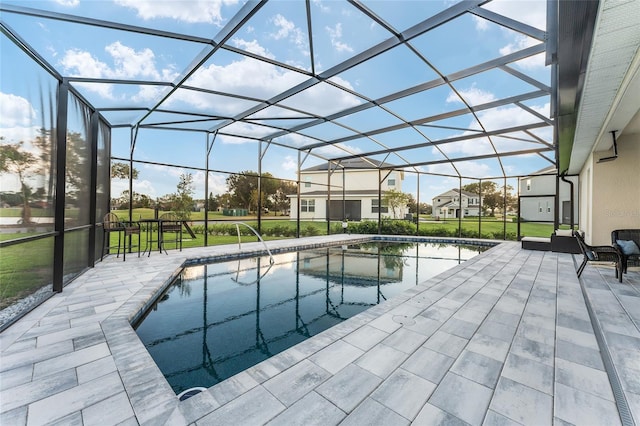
177,387 -> 208,401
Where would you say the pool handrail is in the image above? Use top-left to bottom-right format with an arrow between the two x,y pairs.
233,222 -> 275,264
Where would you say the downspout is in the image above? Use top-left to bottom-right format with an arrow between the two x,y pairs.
554,173 -> 560,231
559,173 -> 574,229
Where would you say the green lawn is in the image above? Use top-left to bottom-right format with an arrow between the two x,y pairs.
0,214 -> 566,307
417,218 -> 558,238
0,236 -> 54,310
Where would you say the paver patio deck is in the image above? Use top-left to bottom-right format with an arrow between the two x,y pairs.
1,235 -> 639,425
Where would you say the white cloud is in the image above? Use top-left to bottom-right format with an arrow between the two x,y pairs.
473,0 -> 546,70
0,126 -> 40,144
232,38 -> 275,59
312,0 -> 331,14
434,102 -> 551,157
473,16 -> 490,32
206,173 -> 228,195
131,86 -> 171,104
176,41 -> 359,116
437,137 -> 494,157
104,42 -> 161,79
281,155 -> 297,172
177,51 -> 307,113
60,49 -> 110,78
483,0 -> 546,30
500,36 -> 545,69
271,15 -> 298,43
55,0 -> 79,6
59,42 -> 178,100
427,161 -> 492,178
282,78 -> 361,116
220,121 -> 273,139
0,93 -> 42,153
447,85 -> 496,106
276,132 -> 317,148
111,179 -> 130,198
477,103 -> 550,132
326,23 -> 353,53
0,93 -> 36,128
114,0 -> 239,25
270,14 -> 306,54
314,142 -> 362,158
271,14 -> 295,40
133,180 -> 158,197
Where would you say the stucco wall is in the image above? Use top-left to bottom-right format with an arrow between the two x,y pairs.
519,175 -> 579,223
583,131 -> 640,245
300,169 -> 402,193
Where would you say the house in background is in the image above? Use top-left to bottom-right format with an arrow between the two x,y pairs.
432,189 -> 482,219
289,158 -> 406,221
518,166 -> 579,225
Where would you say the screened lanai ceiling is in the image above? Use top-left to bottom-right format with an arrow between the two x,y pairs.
1,0 -> 556,180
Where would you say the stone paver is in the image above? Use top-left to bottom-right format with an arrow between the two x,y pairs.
1,235 -> 638,425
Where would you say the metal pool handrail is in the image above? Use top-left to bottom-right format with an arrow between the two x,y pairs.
231,260 -> 274,286
233,222 -> 275,264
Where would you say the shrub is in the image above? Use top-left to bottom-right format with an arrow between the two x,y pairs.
303,225 -> 320,236
380,219 -> 416,235
347,220 -> 378,234
191,225 -> 205,235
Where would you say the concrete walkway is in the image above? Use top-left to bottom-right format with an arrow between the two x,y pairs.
1,235 -> 638,425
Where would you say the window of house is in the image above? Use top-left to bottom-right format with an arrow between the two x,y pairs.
301,199 -> 315,212
372,199 -> 388,213
437,198 -> 441,202
526,179 -> 531,191
538,202 -> 542,213
547,201 -> 551,213
388,174 -> 395,186
304,177 -> 312,188
465,209 -> 469,215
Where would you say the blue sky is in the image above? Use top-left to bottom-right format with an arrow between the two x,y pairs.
1,0 -> 551,204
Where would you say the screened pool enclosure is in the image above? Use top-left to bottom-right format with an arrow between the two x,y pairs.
1,0 -> 588,328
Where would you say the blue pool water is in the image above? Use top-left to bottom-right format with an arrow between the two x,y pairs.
134,240 -> 488,394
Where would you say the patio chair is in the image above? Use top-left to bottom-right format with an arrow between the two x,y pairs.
574,231 -> 622,282
101,212 -> 141,261
611,229 -> 640,276
159,213 -> 183,253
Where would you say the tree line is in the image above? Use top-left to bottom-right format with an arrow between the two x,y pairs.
111,165 -> 298,220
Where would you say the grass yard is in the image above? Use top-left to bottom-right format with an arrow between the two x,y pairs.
417,218 -> 557,238
0,235 -> 54,310
0,213 -> 565,308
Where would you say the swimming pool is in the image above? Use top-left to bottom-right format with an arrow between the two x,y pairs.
134,240 -> 489,394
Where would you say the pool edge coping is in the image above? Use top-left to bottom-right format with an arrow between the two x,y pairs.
104,234 -> 501,424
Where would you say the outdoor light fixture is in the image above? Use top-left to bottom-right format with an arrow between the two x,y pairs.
597,130 -> 619,163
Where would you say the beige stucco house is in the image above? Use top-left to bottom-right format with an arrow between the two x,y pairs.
432,189 -> 482,219
558,0 -> 639,246
289,158 -> 406,221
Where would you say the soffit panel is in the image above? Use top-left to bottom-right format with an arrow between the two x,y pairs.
569,0 -> 640,173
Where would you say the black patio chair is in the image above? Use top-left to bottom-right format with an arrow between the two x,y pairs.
159,213 -> 183,253
611,229 -> 640,276
574,231 -> 622,282
101,212 -> 141,261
